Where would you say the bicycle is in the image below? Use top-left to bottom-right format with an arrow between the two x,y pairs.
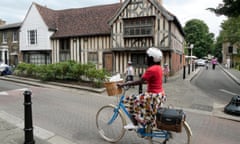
96,86 -> 192,144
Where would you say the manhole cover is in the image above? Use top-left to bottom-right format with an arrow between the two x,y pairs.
191,104 -> 213,112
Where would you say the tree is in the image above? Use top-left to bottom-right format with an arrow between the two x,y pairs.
207,0 -> 240,17
183,19 -> 215,58
220,16 -> 240,45
214,35 -> 224,63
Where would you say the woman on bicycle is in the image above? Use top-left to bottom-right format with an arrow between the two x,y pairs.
118,47 -> 166,130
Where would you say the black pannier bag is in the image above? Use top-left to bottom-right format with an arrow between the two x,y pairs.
156,107 -> 185,132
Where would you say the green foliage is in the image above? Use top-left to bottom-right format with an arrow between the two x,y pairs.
220,16 -> 240,45
184,19 -> 215,58
213,36 -> 223,63
214,16 -> 240,62
207,0 -> 240,17
14,61 -> 110,88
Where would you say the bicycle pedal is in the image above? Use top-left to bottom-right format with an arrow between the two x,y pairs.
144,136 -> 152,140
167,131 -> 173,139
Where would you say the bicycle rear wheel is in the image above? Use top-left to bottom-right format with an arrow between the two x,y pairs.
149,121 -> 192,144
96,104 -> 126,142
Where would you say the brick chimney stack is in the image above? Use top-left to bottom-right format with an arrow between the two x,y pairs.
0,19 -> 6,26
158,0 -> 163,5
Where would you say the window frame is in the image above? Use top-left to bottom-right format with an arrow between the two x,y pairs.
59,39 -> 70,62
28,30 -> 37,45
88,52 -> 98,64
131,53 -> 147,68
12,31 -> 18,42
2,32 -> 7,43
123,17 -> 155,38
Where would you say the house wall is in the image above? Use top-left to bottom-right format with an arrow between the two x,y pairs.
222,42 -> 240,68
20,5 -> 53,52
0,27 -> 20,65
0,30 -> 9,64
52,35 -> 111,69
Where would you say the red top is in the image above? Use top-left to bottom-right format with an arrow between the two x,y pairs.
142,65 -> 163,93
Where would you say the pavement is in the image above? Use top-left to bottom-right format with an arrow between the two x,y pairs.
0,64 -> 240,144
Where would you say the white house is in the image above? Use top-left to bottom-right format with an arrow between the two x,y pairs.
20,2 -> 55,64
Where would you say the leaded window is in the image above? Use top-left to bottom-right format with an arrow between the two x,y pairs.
28,30 -> 37,45
124,17 -> 154,38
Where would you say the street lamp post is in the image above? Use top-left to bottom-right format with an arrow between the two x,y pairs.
187,44 -> 194,75
190,44 -> 194,72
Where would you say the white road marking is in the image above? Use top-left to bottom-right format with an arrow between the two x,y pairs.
0,91 -> 8,95
219,89 -> 238,96
0,88 -> 30,96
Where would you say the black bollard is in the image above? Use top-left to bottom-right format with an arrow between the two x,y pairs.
188,64 -> 190,75
192,63 -> 194,72
183,65 -> 186,79
23,90 -> 35,144
139,73 -> 142,94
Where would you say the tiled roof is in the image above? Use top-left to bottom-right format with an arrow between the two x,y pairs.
0,22 -> 22,30
35,3 -> 57,31
35,3 -> 122,38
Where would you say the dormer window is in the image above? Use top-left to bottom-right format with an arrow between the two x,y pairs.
123,17 -> 154,38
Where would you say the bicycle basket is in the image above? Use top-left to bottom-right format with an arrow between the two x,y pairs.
104,81 -> 123,96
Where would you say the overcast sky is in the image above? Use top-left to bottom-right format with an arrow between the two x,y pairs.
0,0 -> 226,37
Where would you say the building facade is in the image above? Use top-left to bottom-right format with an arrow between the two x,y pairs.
19,0 -> 185,76
222,42 -> 240,68
0,22 -> 21,66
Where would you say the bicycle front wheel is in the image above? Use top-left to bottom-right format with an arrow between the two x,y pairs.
96,104 -> 127,143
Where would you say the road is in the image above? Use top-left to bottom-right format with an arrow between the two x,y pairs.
191,65 -> 240,104
0,80 -> 147,144
0,73 -> 240,144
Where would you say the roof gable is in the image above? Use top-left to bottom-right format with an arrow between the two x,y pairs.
35,3 -> 57,30
109,0 -> 184,36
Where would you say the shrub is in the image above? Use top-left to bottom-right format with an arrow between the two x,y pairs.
14,61 -> 109,88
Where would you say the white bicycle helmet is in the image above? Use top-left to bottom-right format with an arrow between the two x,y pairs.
146,47 -> 163,62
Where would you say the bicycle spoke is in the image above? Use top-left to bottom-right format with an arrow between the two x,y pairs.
96,105 -> 126,142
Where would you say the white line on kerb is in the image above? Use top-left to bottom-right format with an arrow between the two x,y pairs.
0,92 -> 8,95
219,89 -> 238,96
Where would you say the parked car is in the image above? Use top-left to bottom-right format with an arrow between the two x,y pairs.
195,59 -> 206,66
0,63 -> 12,76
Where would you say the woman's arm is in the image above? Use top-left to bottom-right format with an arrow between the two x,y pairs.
118,78 -> 145,87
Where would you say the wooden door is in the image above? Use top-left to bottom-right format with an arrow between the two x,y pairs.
103,53 -> 113,72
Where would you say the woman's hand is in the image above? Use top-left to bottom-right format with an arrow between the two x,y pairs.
117,82 -> 125,88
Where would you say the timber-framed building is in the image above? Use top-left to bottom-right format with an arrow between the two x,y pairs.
19,0 -> 185,76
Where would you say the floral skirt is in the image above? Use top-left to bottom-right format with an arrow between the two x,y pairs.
124,92 -> 166,127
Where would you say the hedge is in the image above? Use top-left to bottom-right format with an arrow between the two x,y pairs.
13,61 -> 110,88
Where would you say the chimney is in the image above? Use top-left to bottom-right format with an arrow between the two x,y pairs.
158,0 -> 163,5
0,19 -> 6,26
120,0 -> 124,3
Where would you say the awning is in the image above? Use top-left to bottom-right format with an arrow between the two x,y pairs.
185,55 -> 197,59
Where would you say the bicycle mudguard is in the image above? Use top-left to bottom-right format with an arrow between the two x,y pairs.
156,107 -> 185,132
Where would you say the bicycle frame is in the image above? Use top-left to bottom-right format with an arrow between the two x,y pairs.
108,92 -> 170,139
